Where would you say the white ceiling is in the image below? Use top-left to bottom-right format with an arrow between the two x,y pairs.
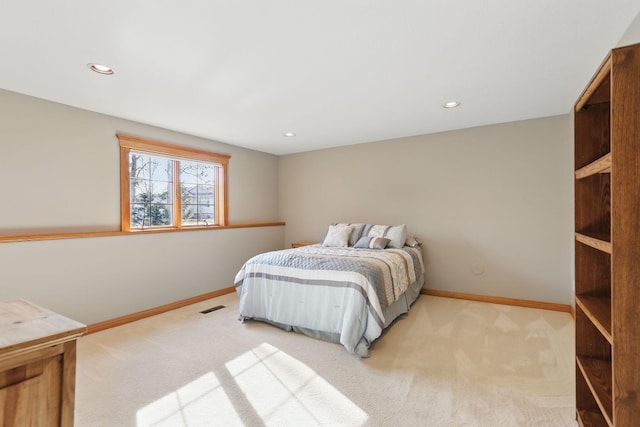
1,1 -> 639,155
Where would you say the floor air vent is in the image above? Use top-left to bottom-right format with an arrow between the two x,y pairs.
200,305 -> 226,314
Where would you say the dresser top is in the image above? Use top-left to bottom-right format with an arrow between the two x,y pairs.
0,299 -> 86,355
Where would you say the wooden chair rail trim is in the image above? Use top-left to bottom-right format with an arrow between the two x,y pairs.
0,222 -> 285,244
421,288 -> 573,315
85,286 -> 236,335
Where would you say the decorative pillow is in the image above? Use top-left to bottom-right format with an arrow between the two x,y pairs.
366,224 -> 407,249
354,235 -> 390,249
405,234 -> 421,247
353,236 -> 371,248
334,223 -> 366,246
322,224 -> 354,247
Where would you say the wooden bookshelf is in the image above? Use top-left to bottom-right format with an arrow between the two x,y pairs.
574,42 -> 640,426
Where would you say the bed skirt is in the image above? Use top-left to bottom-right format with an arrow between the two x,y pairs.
244,274 -> 424,357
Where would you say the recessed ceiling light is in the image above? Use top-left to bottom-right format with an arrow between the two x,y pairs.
443,101 -> 460,109
284,132 -> 296,137
88,63 -> 114,75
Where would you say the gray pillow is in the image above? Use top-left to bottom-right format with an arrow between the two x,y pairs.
354,235 -> 390,249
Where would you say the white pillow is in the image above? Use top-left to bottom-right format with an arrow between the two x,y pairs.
322,225 -> 354,247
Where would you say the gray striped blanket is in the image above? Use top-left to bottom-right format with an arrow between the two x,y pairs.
234,244 -> 424,356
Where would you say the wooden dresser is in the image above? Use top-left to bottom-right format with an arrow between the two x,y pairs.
0,299 -> 86,427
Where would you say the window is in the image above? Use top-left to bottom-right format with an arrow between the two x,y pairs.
118,134 -> 230,231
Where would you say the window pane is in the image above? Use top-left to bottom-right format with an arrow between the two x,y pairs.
129,153 -> 151,179
150,204 -> 172,226
129,153 -> 173,228
131,179 -> 150,203
199,164 -> 216,186
150,181 -> 171,203
198,185 -> 215,204
150,158 -> 173,182
181,204 -> 214,225
198,204 -> 215,221
179,160 -> 217,225
182,205 -> 197,225
181,184 -> 197,205
180,161 -> 199,184
131,204 -> 149,228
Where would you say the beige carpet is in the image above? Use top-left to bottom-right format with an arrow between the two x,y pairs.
75,293 -> 577,427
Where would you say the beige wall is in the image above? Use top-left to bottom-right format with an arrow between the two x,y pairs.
0,89 -> 283,324
618,8 -> 640,47
279,115 -> 574,305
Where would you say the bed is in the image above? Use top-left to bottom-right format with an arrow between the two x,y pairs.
234,223 -> 425,356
